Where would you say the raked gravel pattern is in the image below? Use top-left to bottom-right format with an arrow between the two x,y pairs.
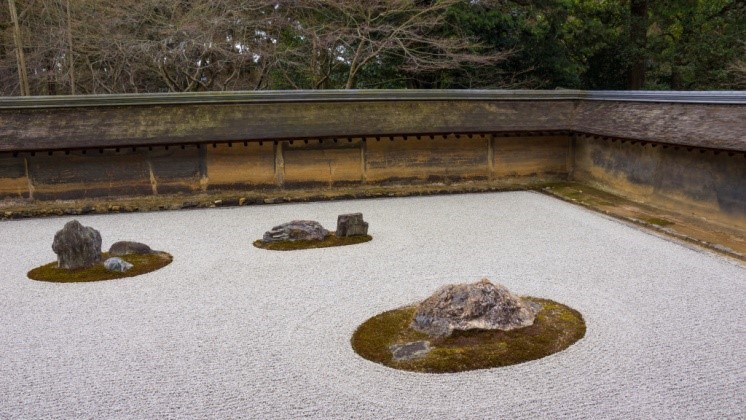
0,191 -> 744,419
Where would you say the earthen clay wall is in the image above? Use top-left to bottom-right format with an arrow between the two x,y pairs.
0,134 -> 571,200
0,91 -> 743,228
572,135 -> 746,231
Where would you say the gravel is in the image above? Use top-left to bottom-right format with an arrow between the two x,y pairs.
0,191 -> 743,419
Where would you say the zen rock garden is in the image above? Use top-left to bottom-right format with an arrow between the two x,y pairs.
254,213 -> 372,250
27,213 -> 585,374
351,278 -> 585,373
27,219 -> 172,283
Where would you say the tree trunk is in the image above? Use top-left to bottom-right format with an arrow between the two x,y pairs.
66,0 -> 76,95
7,0 -> 30,96
628,0 -> 648,90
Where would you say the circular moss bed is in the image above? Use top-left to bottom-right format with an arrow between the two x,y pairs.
253,234 -> 372,251
351,298 -> 585,373
27,252 -> 173,283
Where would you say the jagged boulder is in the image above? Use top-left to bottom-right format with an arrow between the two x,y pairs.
51,220 -> 102,269
109,241 -> 152,256
411,278 -> 540,337
262,220 -> 329,242
103,257 -> 133,273
336,213 -> 369,237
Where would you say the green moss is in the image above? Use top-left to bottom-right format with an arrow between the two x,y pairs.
351,298 -> 585,373
644,217 -> 674,226
27,252 -> 173,283
253,234 -> 372,251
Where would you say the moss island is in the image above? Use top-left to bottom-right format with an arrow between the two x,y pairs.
351,297 -> 585,373
28,252 -> 173,283
253,233 -> 372,251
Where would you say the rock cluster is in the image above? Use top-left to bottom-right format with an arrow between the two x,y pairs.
262,220 -> 329,242
109,241 -> 152,256
51,220 -> 102,269
411,278 -> 540,337
336,213 -> 369,237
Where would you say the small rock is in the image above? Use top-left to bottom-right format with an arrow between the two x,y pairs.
52,220 -> 102,269
109,241 -> 152,256
336,213 -> 369,237
104,257 -> 133,273
712,244 -> 736,254
239,197 -> 247,206
390,341 -> 431,361
411,278 -> 540,337
262,220 -> 329,242
214,199 -> 223,206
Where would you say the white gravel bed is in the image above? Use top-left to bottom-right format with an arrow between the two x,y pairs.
0,191 -> 744,419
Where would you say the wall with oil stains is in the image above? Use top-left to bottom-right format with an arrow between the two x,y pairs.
0,135 -> 571,200
572,135 -> 746,231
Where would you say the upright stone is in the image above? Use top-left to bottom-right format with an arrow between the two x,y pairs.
52,220 -> 102,269
411,278 -> 540,337
336,213 -> 369,237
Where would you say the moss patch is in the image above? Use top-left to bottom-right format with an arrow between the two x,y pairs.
253,234 -> 372,251
351,298 -> 585,373
27,252 -> 173,283
644,217 -> 674,227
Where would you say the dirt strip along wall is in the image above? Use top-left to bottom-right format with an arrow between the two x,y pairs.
0,134 -> 572,200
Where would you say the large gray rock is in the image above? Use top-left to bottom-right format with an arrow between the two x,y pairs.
411,278 -> 539,337
51,220 -> 102,269
262,220 -> 329,242
336,213 -> 369,237
109,241 -> 152,256
104,257 -> 133,273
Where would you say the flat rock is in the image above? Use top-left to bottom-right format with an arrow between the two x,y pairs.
109,241 -> 152,256
51,220 -> 102,269
262,220 -> 329,242
389,341 -> 431,361
104,257 -> 133,273
336,213 -> 369,237
411,278 -> 540,337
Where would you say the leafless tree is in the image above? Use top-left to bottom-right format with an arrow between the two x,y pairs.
5,0 -> 29,95
0,0 -> 513,95
727,42 -> 746,89
281,0 -> 511,89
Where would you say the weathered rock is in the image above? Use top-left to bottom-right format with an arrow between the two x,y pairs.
51,220 -> 102,269
389,341 -> 431,361
336,213 -> 369,237
262,220 -> 329,242
104,257 -> 133,273
411,278 -> 540,337
109,241 -> 152,256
